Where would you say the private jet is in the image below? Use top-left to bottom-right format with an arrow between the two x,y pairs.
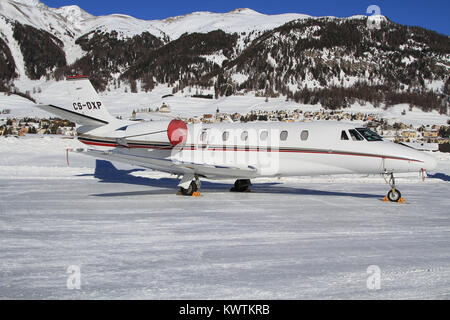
37,76 -> 437,202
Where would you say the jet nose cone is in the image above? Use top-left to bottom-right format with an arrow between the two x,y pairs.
422,153 -> 438,172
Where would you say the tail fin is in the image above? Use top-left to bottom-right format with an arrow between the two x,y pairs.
36,76 -> 116,127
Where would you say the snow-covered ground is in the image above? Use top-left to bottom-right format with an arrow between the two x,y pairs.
0,136 -> 449,299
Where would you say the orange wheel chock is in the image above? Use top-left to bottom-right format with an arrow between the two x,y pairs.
192,192 -> 202,197
383,196 -> 406,204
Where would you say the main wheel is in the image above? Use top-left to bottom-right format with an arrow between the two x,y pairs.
231,180 -> 252,193
180,181 -> 198,196
387,189 -> 402,202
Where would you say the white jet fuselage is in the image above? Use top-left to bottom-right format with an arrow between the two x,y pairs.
78,120 -> 437,180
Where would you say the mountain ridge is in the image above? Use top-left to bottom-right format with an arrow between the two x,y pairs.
0,0 -> 449,113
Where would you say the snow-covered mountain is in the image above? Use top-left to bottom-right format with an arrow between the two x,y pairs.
0,0 -> 449,113
1,0 -> 311,55
0,0 -> 317,83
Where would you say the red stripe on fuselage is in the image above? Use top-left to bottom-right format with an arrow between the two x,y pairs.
182,146 -> 423,163
79,139 -> 422,163
81,141 -> 117,147
80,140 -> 173,150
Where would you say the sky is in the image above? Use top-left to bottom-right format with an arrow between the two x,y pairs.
40,0 -> 450,35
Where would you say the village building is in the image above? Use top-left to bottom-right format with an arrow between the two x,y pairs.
423,130 -> 439,138
159,103 -> 171,113
201,114 -> 214,123
401,131 -> 418,139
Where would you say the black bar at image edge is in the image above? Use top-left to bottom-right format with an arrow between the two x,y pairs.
0,300 -> 440,318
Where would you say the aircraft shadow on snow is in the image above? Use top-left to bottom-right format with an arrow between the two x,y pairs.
87,160 -> 383,199
428,173 -> 450,182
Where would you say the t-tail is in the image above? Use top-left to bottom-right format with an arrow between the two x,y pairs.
36,76 -> 117,127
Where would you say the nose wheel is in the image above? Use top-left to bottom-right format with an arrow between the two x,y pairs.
387,189 -> 402,202
384,173 -> 404,203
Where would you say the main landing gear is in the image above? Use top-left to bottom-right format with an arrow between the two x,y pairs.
177,176 -> 253,196
178,175 -> 202,197
231,179 -> 252,193
384,173 -> 405,203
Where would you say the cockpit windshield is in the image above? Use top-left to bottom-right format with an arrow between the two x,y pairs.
349,129 -> 364,141
356,128 -> 383,142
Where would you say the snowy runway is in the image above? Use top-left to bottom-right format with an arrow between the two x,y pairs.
1,137 -> 450,299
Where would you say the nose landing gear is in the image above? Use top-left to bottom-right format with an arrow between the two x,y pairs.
384,173 -> 405,203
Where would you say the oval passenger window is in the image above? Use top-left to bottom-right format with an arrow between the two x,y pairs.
301,130 -> 309,141
260,131 -> 268,141
280,131 -> 288,141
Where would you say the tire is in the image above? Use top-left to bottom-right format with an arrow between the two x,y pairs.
195,178 -> 202,190
181,181 -> 198,196
388,189 -> 402,202
231,180 -> 252,193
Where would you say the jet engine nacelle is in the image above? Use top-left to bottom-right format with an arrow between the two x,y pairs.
167,120 -> 188,146
121,119 -> 188,146
82,119 -> 188,147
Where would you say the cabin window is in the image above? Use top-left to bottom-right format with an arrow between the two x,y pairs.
300,130 -> 309,141
200,131 -> 208,143
260,130 -> 269,141
349,129 -> 364,141
222,131 -> 229,142
341,131 -> 349,141
241,131 -> 249,142
116,126 -> 128,131
356,128 -> 383,142
280,131 -> 289,141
